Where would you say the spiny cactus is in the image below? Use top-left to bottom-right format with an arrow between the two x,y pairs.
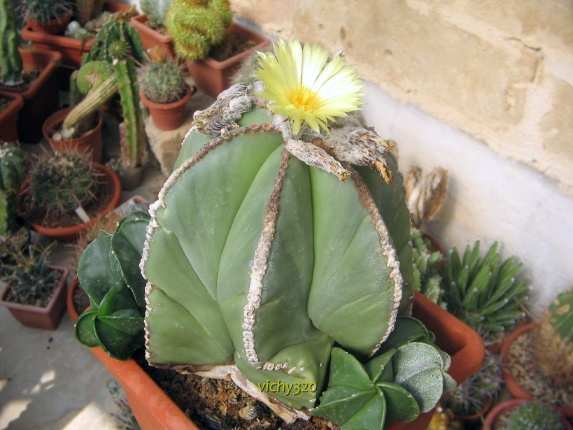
534,288 -> 573,388
411,227 -> 445,307
140,0 -> 173,26
0,144 -> 27,236
441,240 -> 530,340
75,211 -> 150,359
75,0 -> 104,27
29,151 -> 96,216
20,0 -> 72,22
166,0 -> 233,61
138,53 -> 187,103
0,0 -> 23,86
311,317 -> 456,429
507,402 -> 564,430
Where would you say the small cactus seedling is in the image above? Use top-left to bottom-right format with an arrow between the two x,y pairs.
0,143 -> 27,236
507,401 -> 565,430
29,151 -> 96,217
411,227 -> 446,307
441,240 -> 530,340
166,0 -> 233,61
534,288 -> 573,389
75,211 -> 150,359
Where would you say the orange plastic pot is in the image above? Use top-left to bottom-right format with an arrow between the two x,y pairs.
130,15 -> 176,60
0,266 -> 69,330
501,322 -> 573,418
0,92 -> 24,142
140,86 -> 193,131
186,22 -> 270,99
21,163 -> 122,241
484,399 -> 572,430
25,9 -> 73,35
89,292 -> 484,430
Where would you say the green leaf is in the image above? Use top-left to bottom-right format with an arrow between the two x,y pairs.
75,310 -> 99,347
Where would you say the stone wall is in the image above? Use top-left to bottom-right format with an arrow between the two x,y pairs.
230,0 -> 573,313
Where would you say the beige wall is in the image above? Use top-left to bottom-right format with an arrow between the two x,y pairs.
232,0 -> 573,198
229,0 -> 573,313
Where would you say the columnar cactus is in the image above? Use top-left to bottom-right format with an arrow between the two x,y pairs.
534,288 -> 573,388
166,0 -> 233,61
0,144 -> 27,236
0,0 -> 23,86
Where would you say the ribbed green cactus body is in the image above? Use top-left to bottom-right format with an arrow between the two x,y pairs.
0,0 -> 23,86
0,144 -> 27,235
143,106 -> 413,409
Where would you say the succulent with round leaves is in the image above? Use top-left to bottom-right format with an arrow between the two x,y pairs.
138,52 -> 187,103
0,0 -> 23,86
0,144 -> 27,236
75,211 -> 150,360
311,317 -> 456,429
411,227 -> 446,307
441,240 -> 530,341
166,0 -> 233,61
534,288 -> 573,389
29,151 -> 96,217
507,401 -> 565,430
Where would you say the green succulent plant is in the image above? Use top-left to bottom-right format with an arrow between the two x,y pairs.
75,211 -> 150,360
140,0 -> 173,26
411,226 -> 445,307
507,402 -> 564,430
166,0 -> 233,61
441,240 -> 530,340
29,151 -> 96,217
75,0 -> 104,27
0,143 -> 27,236
0,0 -> 23,86
311,317 -> 456,429
20,0 -> 72,22
138,55 -> 187,103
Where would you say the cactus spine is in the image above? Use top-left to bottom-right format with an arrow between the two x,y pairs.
0,0 -> 23,86
0,144 -> 27,236
534,288 -> 573,388
166,0 -> 233,61
138,54 -> 187,103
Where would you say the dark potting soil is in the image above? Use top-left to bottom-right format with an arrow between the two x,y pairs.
2,268 -> 63,307
209,31 -> 258,63
134,351 -> 337,430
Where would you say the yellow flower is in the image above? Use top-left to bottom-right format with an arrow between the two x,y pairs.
256,39 -> 363,134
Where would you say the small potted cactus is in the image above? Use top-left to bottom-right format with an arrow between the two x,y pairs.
166,0 -> 270,98
0,143 -> 30,259
0,242 -> 69,330
19,150 -> 121,241
485,399 -> 571,430
138,47 -> 193,130
19,0 -> 74,35
502,288 -> 573,418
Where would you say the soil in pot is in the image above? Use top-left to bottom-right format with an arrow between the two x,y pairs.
20,169 -> 116,229
134,350 -> 336,430
0,70 -> 41,92
505,324 -> 573,407
209,30 -> 259,62
2,268 -> 64,308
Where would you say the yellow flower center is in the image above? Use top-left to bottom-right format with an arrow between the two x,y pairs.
289,86 -> 319,112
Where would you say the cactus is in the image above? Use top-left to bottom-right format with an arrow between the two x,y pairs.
140,0 -> 173,26
0,0 -> 23,86
311,317 -> 456,429
534,288 -> 573,388
0,144 -> 27,236
75,0 -> 104,27
20,0 -> 72,22
1,242 -> 59,306
166,0 -> 233,61
138,52 -> 187,103
411,227 -> 446,307
29,151 -> 96,217
441,240 -> 530,340
507,402 -> 564,430
75,211 -> 150,359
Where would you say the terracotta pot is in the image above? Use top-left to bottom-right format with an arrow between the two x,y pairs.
130,14 -> 176,60
484,399 -> 572,430
21,1 -> 130,68
501,322 -> 573,418
21,163 -> 122,241
89,291 -> 484,430
0,92 -> 24,143
66,276 -> 82,322
0,49 -> 61,144
0,266 -> 69,330
141,86 -> 193,131
186,22 -> 270,99
25,9 -> 73,35
43,107 -> 103,162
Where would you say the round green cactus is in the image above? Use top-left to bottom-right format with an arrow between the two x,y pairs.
507,402 -> 564,430
141,84 -> 415,413
138,57 -> 187,103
